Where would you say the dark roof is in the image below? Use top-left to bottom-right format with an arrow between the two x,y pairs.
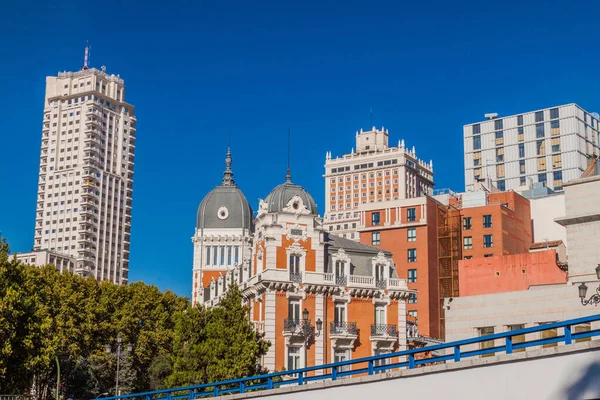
325,233 -> 397,278
196,148 -> 254,231
264,178 -> 318,215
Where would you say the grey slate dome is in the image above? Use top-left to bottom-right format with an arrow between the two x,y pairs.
264,169 -> 318,215
196,148 -> 254,231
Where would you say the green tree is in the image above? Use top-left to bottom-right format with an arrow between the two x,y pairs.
167,284 -> 269,387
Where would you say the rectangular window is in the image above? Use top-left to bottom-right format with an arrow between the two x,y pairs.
472,124 -> 481,135
234,246 -> 239,264
519,143 -> 525,158
479,326 -> 495,357
535,111 -> 544,122
508,324 -> 526,353
550,107 -> 559,119
517,115 -> 524,126
289,254 -> 301,275
220,246 -> 225,265
496,147 -> 504,162
372,212 -> 381,226
483,215 -> 492,228
227,247 -> 232,265
206,247 -> 211,265
407,248 -> 417,263
552,154 -> 562,169
536,140 -> 546,156
463,236 -> 473,249
520,176 -> 527,185
539,322 -> 558,348
334,349 -> 350,372
538,156 -> 547,171
484,234 -> 493,248
494,119 -> 503,130
538,173 -> 547,183
553,170 -> 562,181
288,299 -> 301,321
407,228 -> 416,242
551,137 -> 560,153
496,163 -> 505,178
375,305 -> 386,325
473,135 -> 481,150
407,208 -> 416,222
372,232 -> 381,245
213,246 -> 218,265
408,269 -> 417,283
334,303 -> 346,323
517,126 -> 524,141
287,346 -> 301,370
408,293 -> 417,304
463,217 -> 472,230
536,123 -> 545,138
497,180 -> 505,191
495,131 -> 504,146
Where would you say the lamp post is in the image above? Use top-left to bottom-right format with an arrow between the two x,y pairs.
106,334 -> 132,396
578,265 -> 600,306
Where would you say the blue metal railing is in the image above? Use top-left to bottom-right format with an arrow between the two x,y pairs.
99,313 -> 600,400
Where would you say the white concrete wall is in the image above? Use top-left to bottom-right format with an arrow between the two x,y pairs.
530,193 -> 567,245
224,342 -> 600,400
444,284 -> 600,345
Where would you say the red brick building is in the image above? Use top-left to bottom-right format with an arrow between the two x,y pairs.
358,188 -> 534,339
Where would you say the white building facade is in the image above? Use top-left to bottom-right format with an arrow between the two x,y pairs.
14,250 -> 77,274
464,104 -> 600,193
324,127 -> 434,240
32,61 -> 136,284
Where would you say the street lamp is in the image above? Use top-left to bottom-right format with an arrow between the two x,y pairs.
106,333 -> 133,396
578,264 -> 600,306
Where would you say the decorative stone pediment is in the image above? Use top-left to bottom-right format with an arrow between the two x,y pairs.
288,241 -> 307,256
334,248 -> 351,263
373,251 -> 389,266
286,223 -> 308,243
282,195 -> 310,218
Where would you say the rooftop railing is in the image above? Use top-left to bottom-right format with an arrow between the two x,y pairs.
97,313 -> 600,400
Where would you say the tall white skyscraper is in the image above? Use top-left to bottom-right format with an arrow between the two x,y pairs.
463,104 -> 600,193
33,51 -> 136,284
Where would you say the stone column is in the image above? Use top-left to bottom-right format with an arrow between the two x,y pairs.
264,290 -> 277,372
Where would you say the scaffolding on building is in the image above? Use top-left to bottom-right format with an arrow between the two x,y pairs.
437,203 -> 462,340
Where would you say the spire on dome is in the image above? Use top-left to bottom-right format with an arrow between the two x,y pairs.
285,128 -> 292,182
221,147 -> 235,186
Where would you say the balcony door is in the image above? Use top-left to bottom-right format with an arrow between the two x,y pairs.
375,305 -> 385,325
289,255 -> 300,274
288,299 -> 301,323
334,303 -> 346,324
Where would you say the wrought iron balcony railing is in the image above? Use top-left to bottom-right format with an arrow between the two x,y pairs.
371,323 -> 398,337
335,275 -> 348,285
330,321 -> 358,335
289,272 -> 302,283
376,279 -> 387,289
284,318 -> 311,333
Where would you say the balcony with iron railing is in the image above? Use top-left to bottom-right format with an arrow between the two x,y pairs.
330,321 -> 358,337
371,324 -> 398,337
283,318 -> 312,334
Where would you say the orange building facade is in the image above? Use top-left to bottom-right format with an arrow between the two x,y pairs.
454,191 -> 533,260
194,156 -> 411,373
357,188 -> 534,340
458,250 -> 567,296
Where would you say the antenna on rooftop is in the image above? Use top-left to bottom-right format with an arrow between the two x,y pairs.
83,41 -> 90,70
285,128 -> 292,182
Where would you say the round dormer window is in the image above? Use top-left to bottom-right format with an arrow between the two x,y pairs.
292,201 -> 299,210
217,206 -> 229,220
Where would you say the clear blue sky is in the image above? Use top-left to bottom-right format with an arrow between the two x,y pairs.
1,0 -> 599,297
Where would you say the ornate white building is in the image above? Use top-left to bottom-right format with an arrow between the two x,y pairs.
192,152 -> 411,372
